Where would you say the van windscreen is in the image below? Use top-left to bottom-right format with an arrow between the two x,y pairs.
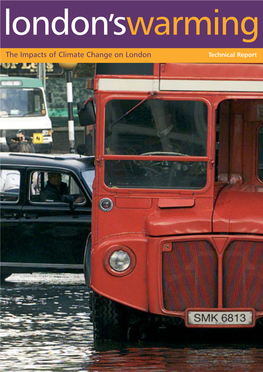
0,88 -> 45,117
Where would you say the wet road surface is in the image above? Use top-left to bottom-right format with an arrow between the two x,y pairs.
1,273 -> 263,371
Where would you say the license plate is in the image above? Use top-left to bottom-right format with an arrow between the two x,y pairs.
33,133 -> 43,144
187,310 -> 253,326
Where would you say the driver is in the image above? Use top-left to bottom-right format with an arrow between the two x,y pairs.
40,173 -> 69,202
143,113 -> 183,154
156,113 -> 183,153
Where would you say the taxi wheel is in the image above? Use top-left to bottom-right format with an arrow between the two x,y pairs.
91,291 -> 128,341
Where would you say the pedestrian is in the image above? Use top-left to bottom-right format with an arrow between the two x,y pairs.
0,137 -> 32,195
6,130 -> 35,153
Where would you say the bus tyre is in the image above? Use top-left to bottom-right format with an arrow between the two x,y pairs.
91,291 -> 128,341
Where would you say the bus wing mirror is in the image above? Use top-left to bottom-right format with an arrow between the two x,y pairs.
77,98 -> 96,127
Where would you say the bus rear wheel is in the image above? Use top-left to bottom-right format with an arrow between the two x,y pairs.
91,291 -> 128,341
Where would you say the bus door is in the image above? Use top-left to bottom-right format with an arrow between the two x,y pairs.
214,98 -> 263,234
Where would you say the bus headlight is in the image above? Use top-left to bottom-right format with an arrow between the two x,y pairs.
104,246 -> 136,276
109,250 -> 131,272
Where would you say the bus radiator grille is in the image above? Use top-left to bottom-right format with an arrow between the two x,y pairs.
162,241 -> 218,311
223,241 -> 263,311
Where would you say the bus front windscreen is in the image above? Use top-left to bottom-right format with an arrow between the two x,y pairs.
104,99 -> 208,190
0,88 -> 45,117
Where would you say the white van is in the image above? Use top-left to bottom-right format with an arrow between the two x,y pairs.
0,76 -> 52,153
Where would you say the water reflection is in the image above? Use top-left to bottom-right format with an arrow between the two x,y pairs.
1,274 -> 263,372
86,346 -> 263,372
1,273 -> 93,371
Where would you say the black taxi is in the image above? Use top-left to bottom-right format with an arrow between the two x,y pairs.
0,152 -> 95,281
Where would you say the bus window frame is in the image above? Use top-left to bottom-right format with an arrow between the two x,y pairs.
98,92 -> 214,195
257,124 -> 263,184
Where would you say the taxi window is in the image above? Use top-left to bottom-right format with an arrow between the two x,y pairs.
0,168 -> 21,202
29,171 -> 86,204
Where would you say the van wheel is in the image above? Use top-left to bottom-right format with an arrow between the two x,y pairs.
91,291 -> 128,341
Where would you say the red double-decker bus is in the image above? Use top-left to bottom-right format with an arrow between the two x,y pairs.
79,63 -> 263,340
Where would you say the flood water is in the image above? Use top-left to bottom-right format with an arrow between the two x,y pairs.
1,273 -> 263,372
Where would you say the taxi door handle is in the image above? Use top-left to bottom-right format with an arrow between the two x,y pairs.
2,213 -> 19,219
23,213 -> 38,219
